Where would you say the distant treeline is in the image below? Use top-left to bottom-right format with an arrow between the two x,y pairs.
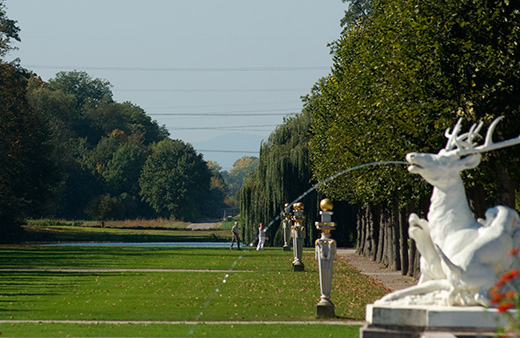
0,64 -> 234,240
1,0 -> 261,242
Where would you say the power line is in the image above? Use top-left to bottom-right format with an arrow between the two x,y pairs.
149,108 -> 300,116
115,88 -> 307,93
26,65 -> 330,72
196,149 -> 259,154
146,100 -> 297,110
168,124 -> 279,130
153,113 -> 291,117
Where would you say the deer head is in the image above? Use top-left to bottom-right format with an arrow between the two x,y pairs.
406,116 -> 520,188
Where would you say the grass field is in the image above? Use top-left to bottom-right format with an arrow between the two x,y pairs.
21,221 -> 230,243
0,245 -> 386,337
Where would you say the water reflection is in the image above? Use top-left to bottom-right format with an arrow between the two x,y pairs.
46,242 -> 230,247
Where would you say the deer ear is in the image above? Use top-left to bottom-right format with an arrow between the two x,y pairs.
461,153 -> 481,169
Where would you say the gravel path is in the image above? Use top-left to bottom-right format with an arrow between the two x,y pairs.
337,248 -> 417,292
186,222 -> 221,230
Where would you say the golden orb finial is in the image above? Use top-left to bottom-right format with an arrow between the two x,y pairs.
320,198 -> 334,211
293,202 -> 304,210
284,203 -> 289,208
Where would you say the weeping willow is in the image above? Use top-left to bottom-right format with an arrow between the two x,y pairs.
240,111 -> 319,247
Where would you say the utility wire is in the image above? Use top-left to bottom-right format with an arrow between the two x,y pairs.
149,108 -> 299,116
196,149 -> 259,154
147,100 -> 296,110
153,113 -> 291,116
26,65 -> 329,72
115,88 -> 307,93
168,124 -> 279,130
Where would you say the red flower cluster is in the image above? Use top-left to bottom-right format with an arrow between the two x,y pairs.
496,269 -> 519,288
509,247 -> 520,257
491,268 -> 519,313
497,301 -> 515,313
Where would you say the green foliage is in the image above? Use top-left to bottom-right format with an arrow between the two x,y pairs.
48,70 -> 113,108
24,71 -> 173,220
139,139 -> 212,220
103,143 -> 147,195
0,63 -> 60,240
222,156 -> 259,199
0,0 -> 20,58
240,113 -> 318,245
84,194 -> 122,222
308,0 -> 520,207
0,63 -> 219,230
339,0 -> 373,28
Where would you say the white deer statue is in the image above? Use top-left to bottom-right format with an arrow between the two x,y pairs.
378,116 -> 520,306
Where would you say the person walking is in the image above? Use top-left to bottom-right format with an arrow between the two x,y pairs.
256,222 -> 267,251
230,221 -> 241,250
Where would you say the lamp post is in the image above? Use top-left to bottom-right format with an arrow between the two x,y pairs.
282,203 -> 292,251
291,202 -> 305,271
315,198 -> 336,318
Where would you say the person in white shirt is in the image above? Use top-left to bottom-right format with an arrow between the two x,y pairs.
256,222 -> 266,251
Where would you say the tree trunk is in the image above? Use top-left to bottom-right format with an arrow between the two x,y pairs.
400,207 -> 409,275
363,204 -> 373,257
392,206 -> 400,271
356,206 -> 364,254
371,204 -> 381,261
382,207 -> 391,267
496,166 -> 516,208
467,183 -> 486,220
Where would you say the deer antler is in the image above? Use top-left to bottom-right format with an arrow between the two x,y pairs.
444,118 -> 483,152
445,116 -> 520,156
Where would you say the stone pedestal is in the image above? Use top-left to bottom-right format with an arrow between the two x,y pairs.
291,202 -> 305,272
360,304 -> 510,338
282,219 -> 292,251
282,205 -> 292,251
317,298 -> 335,318
292,258 -> 304,271
315,199 -> 336,319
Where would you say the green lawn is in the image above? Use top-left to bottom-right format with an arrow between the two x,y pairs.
0,246 -> 385,337
21,224 -> 230,243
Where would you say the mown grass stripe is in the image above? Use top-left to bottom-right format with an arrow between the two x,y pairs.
0,268 -> 253,273
0,320 -> 365,325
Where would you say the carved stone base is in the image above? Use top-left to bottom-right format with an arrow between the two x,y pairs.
360,303 -> 511,338
292,262 -> 304,271
292,259 -> 304,271
316,298 -> 335,318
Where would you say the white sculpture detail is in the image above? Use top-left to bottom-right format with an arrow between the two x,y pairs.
378,116 -> 520,306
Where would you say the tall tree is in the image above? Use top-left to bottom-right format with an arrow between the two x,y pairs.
310,0 -> 520,209
139,139 -> 212,221
103,142 -> 147,196
0,64 -> 59,240
0,0 -> 20,59
222,156 -> 258,201
306,0 -> 520,273
240,112 -> 318,246
27,71 -> 168,219
49,71 -> 113,109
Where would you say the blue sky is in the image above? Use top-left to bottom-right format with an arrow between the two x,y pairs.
6,0 -> 346,169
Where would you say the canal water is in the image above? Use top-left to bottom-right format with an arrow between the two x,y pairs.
46,242 -> 231,247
